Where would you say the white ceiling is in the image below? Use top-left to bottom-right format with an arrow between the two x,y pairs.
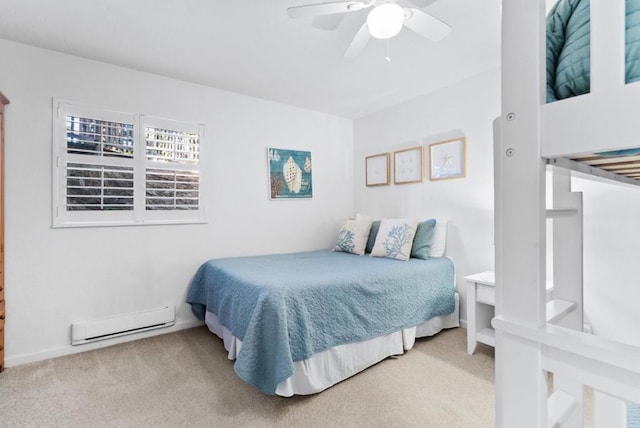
0,0 -> 501,119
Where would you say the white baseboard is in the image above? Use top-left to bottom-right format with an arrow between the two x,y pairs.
459,318 -> 467,329
4,319 -> 204,368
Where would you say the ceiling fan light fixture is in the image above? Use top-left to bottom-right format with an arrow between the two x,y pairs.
366,3 -> 405,39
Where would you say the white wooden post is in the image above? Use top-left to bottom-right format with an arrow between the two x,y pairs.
590,0 -> 625,95
495,0 -> 548,426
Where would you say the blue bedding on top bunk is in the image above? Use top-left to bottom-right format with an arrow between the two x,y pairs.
186,249 -> 455,394
546,0 -> 640,102
546,0 -> 640,157
630,402 -> 640,428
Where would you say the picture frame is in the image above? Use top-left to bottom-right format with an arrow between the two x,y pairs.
394,146 -> 424,184
267,148 -> 313,200
365,152 -> 390,186
429,137 -> 466,181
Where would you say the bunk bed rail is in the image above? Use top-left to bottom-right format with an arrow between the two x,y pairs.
541,0 -> 640,159
493,316 -> 640,427
542,85 -> 640,159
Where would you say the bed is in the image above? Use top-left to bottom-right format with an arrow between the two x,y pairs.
546,0 -> 640,178
493,0 -> 640,425
186,219 -> 458,396
548,2 -> 640,425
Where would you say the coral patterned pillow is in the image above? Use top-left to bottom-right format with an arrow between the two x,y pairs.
333,219 -> 372,256
370,219 -> 419,261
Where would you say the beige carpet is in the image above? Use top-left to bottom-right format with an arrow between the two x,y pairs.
0,327 -> 495,428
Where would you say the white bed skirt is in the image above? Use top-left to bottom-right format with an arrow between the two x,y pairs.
204,293 -> 460,396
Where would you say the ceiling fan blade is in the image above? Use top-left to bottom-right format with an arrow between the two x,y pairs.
403,8 -> 452,41
287,1 -> 371,19
344,22 -> 371,57
401,0 -> 438,9
312,14 -> 345,31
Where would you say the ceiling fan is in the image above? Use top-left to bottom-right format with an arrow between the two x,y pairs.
286,0 -> 452,57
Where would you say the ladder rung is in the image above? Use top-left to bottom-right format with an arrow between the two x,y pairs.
546,209 -> 579,218
547,299 -> 577,324
548,389 -> 579,428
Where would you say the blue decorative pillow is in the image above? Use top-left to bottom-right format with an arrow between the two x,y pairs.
370,219 -> 418,261
365,220 -> 381,253
333,219 -> 372,256
411,219 -> 437,259
629,402 -> 640,428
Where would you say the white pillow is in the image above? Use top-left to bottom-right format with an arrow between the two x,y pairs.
333,219 -> 372,255
355,213 -> 382,220
430,220 -> 448,257
370,219 -> 418,261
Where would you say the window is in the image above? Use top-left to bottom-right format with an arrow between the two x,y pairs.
53,100 -> 205,227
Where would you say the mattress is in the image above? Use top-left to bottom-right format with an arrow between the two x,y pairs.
204,293 -> 460,396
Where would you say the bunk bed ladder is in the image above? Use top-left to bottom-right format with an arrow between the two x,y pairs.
547,167 -> 582,332
497,1 -> 640,427
547,167 -> 584,428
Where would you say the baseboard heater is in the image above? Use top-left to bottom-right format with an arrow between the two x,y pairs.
71,305 -> 175,345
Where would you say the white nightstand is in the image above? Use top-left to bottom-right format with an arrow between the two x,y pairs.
465,271 -> 554,354
465,271 -> 496,355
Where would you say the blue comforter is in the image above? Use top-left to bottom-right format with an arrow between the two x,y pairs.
547,0 -> 640,102
546,0 -> 640,157
630,402 -> 640,428
187,250 -> 455,394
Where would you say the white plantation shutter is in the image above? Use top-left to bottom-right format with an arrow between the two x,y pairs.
66,163 -> 134,211
53,100 -> 205,227
145,169 -> 199,210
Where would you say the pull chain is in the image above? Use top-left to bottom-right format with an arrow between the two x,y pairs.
385,38 -> 391,62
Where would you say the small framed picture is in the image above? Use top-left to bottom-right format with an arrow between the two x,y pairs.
429,137 -> 466,181
365,152 -> 390,186
394,146 -> 424,184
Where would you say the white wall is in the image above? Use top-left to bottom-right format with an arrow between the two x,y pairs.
353,69 -> 500,324
0,39 -> 354,364
572,176 -> 640,346
6,32 -> 632,367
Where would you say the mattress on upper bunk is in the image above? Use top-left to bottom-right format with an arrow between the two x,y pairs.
546,0 -> 640,103
186,249 -> 455,394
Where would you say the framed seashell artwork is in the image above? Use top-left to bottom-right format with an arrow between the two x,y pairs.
267,148 -> 313,199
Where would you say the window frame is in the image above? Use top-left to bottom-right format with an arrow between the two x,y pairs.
52,99 -> 206,228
